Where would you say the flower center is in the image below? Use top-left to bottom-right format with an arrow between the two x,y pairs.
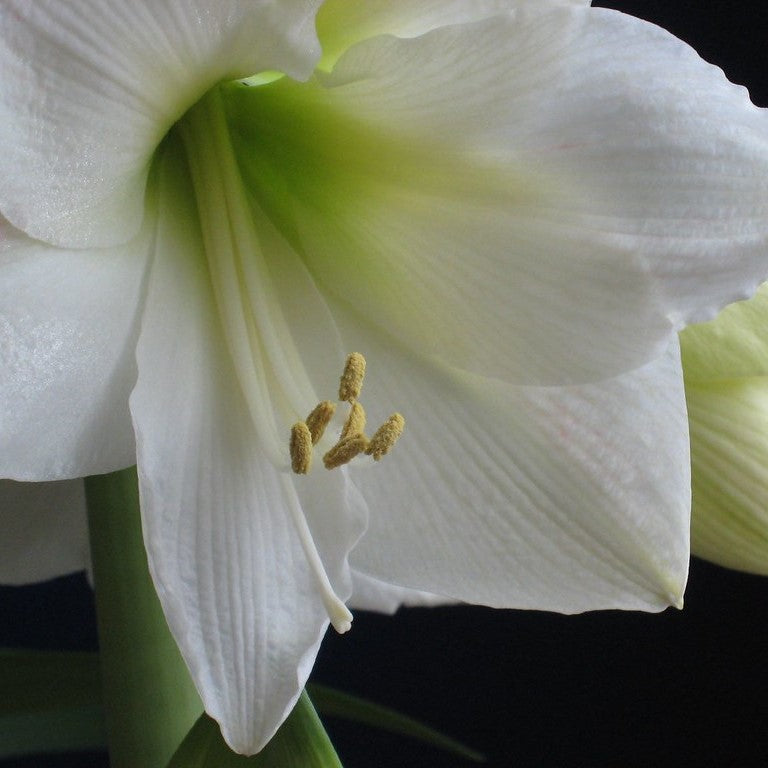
289,353 -> 405,475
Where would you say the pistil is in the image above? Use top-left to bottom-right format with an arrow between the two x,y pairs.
283,478 -> 352,634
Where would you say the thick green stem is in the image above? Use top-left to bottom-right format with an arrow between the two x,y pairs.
85,467 -> 202,768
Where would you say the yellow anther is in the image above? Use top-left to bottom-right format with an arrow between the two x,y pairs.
338,352 -> 366,402
289,422 -> 313,474
340,401 -> 366,441
365,413 -> 405,461
289,353 -> 403,474
305,400 -> 336,445
323,434 -> 369,470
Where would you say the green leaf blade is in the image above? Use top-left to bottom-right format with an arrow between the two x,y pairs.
308,683 -> 484,763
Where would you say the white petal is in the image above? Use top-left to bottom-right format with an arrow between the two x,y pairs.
0,0 -> 322,248
130,143 -> 366,754
687,378 -> 768,575
237,8 -> 768,385
518,8 -> 768,330
0,478 -> 89,584
349,570 -> 451,614
336,309 -> 690,613
0,218 -> 145,480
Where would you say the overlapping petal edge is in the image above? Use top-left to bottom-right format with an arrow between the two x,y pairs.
2,0 -> 768,755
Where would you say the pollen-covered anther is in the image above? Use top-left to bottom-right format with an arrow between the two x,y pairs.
323,434 -> 370,470
289,422 -> 313,474
365,413 -> 405,461
305,400 -> 336,445
338,352 -> 366,402
340,401 -> 366,441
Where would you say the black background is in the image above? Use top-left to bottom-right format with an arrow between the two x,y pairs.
3,2 -> 768,766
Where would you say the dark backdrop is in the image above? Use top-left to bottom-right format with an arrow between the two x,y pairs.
3,2 -> 768,766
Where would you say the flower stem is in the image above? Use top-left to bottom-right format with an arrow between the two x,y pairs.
85,467 -> 202,768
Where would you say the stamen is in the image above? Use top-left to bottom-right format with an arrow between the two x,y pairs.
289,422 -> 313,474
340,401 -> 366,441
305,400 -> 336,445
290,354 -> 403,474
366,413 -> 405,461
338,352 -> 366,402
324,435 -> 370,470
283,477 -> 353,634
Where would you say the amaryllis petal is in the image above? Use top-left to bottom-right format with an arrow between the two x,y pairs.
227,6 -> 768,386
0,478 -> 89,584
130,144 -> 366,754
0,218 -> 145,479
349,571 -> 450,614
0,0 -> 322,249
334,309 -> 689,612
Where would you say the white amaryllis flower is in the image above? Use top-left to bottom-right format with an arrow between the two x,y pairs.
3,0 -> 768,754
